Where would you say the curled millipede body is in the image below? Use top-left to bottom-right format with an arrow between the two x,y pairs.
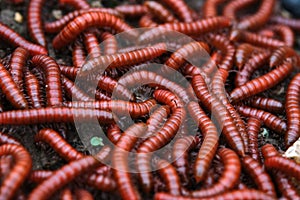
82,43 -> 166,72
0,144 -> 32,200
268,24 -> 295,47
172,136 -> 197,186
112,123 -> 147,200
230,61 -> 293,102
235,51 -> 271,87
28,146 -> 111,200
237,0 -> 275,30
0,107 -> 114,125
24,70 -> 43,108
72,41 -> 86,68
64,99 -> 156,118
160,0 -> 193,22
237,105 -> 287,134
248,96 -> 284,114
247,117 -> 262,162
156,159 -> 181,195
100,32 -> 118,55
189,148 -> 241,198
31,55 -> 63,107
0,62 -> 28,109
139,14 -> 158,28
144,1 -> 178,23
241,156 -> 276,197
0,22 -> 47,55
202,0 -> 226,18
192,74 -> 246,156
83,31 -> 102,60
270,46 -> 298,67
28,0 -> 46,46
230,30 -> 286,49
59,0 -> 90,9
139,17 -> 231,42
188,101 -> 218,183
264,156 -> 300,180
35,128 -> 83,161
234,43 -> 261,70
44,8 -> 122,33
285,73 -> 300,147
9,47 -> 29,88
270,16 -> 300,32
52,12 -> 137,49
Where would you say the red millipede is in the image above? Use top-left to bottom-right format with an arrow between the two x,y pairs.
236,0 -> 275,30
270,46 -> 298,67
115,4 -> 148,18
106,123 -> 122,144
264,156 -> 300,180
241,156 -> 276,197
95,89 -> 111,101
273,171 -> 300,199
235,51 -> 271,87
0,62 -> 28,109
136,90 -> 185,193
0,22 -> 47,55
35,128 -> 83,161
172,136 -> 197,186
156,159 -> 182,195
139,17 -> 232,43
0,144 -> 32,200
24,69 -> 43,108
28,0 -> 46,46
223,0 -> 258,20
191,74 -> 246,156
0,155 -> 13,179
75,189 -> 94,200
285,73 -> 300,147
139,14 -> 158,28
9,47 -> 29,88
61,76 -> 93,101
234,43 -> 262,70
247,96 -> 284,114
187,101 -> 219,183
100,32 -> 118,55
28,170 -> 53,183
144,105 -> 170,138
247,117 -> 262,162
28,146 -> 111,200
267,24 -> 295,47
31,55 -> 63,107
270,16 -> 300,32
237,105 -> 287,134
230,30 -> 286,49
44,8 -> 122,33
202,0 -> 226,18
230,61 -> 293,102
207,34 -> 235,71
160,0 -> 193,22
52,12 -> 137,49
144,1 -> 178,23
72,40 -> 86,68
0,132 -> 20,145
211,68 -> 249,153
83,31 -> 102,59
59,0 -> 89,9
154,189 -> 275,200
0,107 -> 114,125
112,123 -> 147,200
188,148 -> 241,198
81,43 -> 167,72
162,41 -> 210,74
64,98 -> 156,118
60,65 -> 79,80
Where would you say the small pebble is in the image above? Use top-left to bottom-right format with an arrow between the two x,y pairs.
14,12 -> 23,23
52,10 -> 62,20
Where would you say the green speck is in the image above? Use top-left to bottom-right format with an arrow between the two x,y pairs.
261,128 -> 269,138
90,137 -> 104,146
